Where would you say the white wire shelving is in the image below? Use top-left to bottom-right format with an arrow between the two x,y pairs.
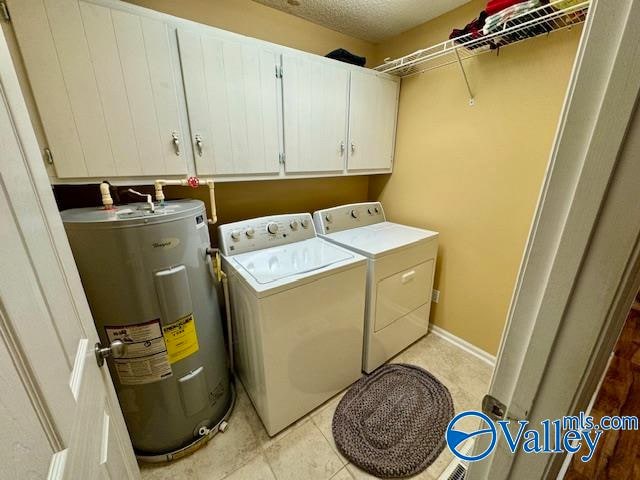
374,0 -> 590,103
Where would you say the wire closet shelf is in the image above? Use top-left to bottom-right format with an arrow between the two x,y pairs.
374,0 -> 590,78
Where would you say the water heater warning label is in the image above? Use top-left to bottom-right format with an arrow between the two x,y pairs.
105,319 -> 172,385
162,313 -> 199,364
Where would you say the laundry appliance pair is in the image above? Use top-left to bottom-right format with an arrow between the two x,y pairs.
218,202 -> 438,435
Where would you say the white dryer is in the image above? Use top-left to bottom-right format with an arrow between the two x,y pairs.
313,202 -> 439,373
219,213 -> 366,436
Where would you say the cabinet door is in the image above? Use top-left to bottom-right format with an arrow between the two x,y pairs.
282,54 -> 349,173
9,0 -> 188,178
178,29 -> 281,176
348,70 -> 400,171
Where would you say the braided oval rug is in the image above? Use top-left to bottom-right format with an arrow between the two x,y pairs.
332,364 -> 454,478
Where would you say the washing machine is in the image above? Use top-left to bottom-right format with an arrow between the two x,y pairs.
218,213 -> 366,436
313,202 -> 439,373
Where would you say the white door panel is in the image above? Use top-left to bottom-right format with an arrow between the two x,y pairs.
282,54 -> 349,173
9,0 -> 187,178
39,0 -> 114,177
0,28 -> 139,479
178,29 -> 281,175
348,70 -> 399,171
0,327 -> 54,479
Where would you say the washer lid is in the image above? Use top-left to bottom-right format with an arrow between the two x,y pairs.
233,237 -> 355,284
322,222 -> 438,258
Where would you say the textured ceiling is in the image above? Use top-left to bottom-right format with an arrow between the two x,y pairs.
251,0 -> 471,42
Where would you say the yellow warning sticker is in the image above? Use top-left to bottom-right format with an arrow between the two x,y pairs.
162,313 -> 199,364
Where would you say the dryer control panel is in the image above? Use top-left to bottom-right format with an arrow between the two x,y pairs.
313,202 -> 386,234
218,213 -> 316,256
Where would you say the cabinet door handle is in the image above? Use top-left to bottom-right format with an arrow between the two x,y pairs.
401,270 -> 416,284
171,132 -> 181,156
195,134 -> 204,157
340,141 -> 345,155
351,142 -> 356,154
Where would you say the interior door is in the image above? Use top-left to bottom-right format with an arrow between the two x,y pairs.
281,53 -> 349,173
348,70 -> 399,171
9,0 -> 188,178
0,29 -> 139,479
178,28 -> 281,176
467,2 -> 640,478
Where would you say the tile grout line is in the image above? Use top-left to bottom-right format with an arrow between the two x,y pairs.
310,415 -> 348,467
216,450 -> 263,480
329,465 -> 352,479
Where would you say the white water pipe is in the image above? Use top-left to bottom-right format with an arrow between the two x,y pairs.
154,177 -> 218,224
100,182 -> 114,210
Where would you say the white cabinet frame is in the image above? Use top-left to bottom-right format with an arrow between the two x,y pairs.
8,0 -> 399,184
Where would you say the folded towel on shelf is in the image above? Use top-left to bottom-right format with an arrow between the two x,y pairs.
485,0 -> 529,15
483,0 -> 541,35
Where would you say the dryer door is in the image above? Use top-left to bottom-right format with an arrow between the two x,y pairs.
374,259 -> 434,332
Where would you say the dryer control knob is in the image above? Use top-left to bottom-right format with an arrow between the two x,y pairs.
367,207 -> 374,215
350,209 -> 359,219
301,218 -> 310,229
266,222 -> 279,235
325,213 -> 333,223
245,228 -> 255,238
290,220 -> 299,231
230,230 -> 241,241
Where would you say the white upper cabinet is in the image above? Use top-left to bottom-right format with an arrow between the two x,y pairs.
281,53 -> 350,173
178,29 -> 281,176
10,0 -> 399,182
9,0 -> 188,178
348,70 -> 400,172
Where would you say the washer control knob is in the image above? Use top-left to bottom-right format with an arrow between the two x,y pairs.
266,222 -> 279,235
290,220 -> 299,231
301,218 -> 310,229
245,227 -> 255,238
230,230 -> 241,241
375,207 -> 380,214
350,209 -> 359,219
325,213 -> 333,223
367,207 -> 375,215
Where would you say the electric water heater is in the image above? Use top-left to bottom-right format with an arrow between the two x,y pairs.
62,200 -> 231,459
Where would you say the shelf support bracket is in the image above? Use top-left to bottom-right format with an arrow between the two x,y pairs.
454,48 -> 475,106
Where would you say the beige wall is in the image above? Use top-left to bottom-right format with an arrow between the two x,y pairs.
369,0 -> 581,354
124,0 -> 375,61
164,176 -> 369,237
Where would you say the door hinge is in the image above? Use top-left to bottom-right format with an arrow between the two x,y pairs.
0,1 -> 10,22
43,148 -> 54,165
482,394 -> 507,421
275,65 -> 283,79
278,152 -> 286,165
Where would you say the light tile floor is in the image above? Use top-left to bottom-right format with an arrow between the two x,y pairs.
140,334 -> 493,480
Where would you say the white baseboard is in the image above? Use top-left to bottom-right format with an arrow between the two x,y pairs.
429,325 -> 497,367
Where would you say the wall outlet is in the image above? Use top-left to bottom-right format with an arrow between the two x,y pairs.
432,289 -> 440,303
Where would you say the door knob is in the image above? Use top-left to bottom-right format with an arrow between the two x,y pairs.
95,340 -> 126,367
